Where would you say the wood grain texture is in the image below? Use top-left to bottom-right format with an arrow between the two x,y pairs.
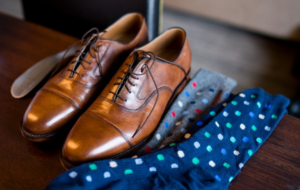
0,13 -> 77,190
230,114 -> 300,190
0,13 -> 300,190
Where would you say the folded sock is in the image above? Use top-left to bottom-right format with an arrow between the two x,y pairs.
46,88 -> 289,190
137,69 -> 237,155
179,97 -> 234,143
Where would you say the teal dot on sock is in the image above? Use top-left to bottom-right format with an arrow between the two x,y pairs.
229,177 -> 234,182
257,102 -> 261,108
169,143 -> 176,146
226,123 -> 232,128
207,145 -> 213,152
192,157 -> 200,165
251,94 -> 256,98
256,137 -> 262,144
248,149 -> 253,156
89,164 -> 97,170
251,125 -> 257,131
157,154 -> 164,161
204,132 -> 211,138
231,101 -> 238,106
223,162 -> 230,169
210,111 -> 216,116
230,137 -> 236,143
271,114 -> 278,119
124,169 -> 133,175
235,111 -> 241,116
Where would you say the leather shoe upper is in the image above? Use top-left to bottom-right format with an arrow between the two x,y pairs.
21,13 -> 148,142
62,27 -> 192,167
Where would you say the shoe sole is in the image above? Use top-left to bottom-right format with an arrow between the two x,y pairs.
60,68 -> 191,169
20,120 -> 59,142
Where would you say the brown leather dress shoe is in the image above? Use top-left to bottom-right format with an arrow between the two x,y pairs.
21,13 -> 148,142
61,27 -> 191,168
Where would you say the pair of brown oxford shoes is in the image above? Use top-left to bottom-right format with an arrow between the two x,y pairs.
20,13 -> 191,169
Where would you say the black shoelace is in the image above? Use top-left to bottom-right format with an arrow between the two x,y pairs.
51,28 -> 108,78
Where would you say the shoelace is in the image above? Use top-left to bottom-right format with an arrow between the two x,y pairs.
50,28 -> 107,78
109,50 -> 159,138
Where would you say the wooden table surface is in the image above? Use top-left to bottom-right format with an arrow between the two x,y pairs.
1,13 -> 300,190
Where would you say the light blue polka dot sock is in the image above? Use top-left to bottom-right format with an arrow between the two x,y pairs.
46,88 -> 289,190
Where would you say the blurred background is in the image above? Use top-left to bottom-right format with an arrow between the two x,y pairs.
1,0 -> 300,116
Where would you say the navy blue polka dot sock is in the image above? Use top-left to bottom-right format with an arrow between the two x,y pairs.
46,88 -> 289,190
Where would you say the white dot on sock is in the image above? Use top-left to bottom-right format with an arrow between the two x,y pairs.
194,141 -> 200,149
177,150 -> 185,158
104,171 -> 111,178
239,93 -> 246,98
233,150 -> 240,156
178,101 -> 183,107
149,167 -> 156,172
259,114 -> 265,119
86,175 -> 92,182
244,101 -> 250,105
135,158 -> 143,165
239,163 -> 244,168
240,123 -> 246,130
209,160 -> 216,167
218,134 -> 223,140
223,111 -> 228,117
109,161 -> 118,168
156,134 -> 161,140
215,121 -> 220,127
171,163 -> 179,168
69,171 -> 77,178
265,126 -> 271,131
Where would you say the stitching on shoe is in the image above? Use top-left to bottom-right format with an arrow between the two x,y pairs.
84,113 -> 133,147
136,60 -> 185,100
100,86 -> 172,112
20,122 -> 58,138
41,88 -> 80,110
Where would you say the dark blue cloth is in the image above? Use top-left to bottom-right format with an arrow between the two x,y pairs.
46,88 -> 289,190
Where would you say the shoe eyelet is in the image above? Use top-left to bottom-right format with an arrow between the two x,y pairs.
136,78 -> 139,80
125,99 -> 127,102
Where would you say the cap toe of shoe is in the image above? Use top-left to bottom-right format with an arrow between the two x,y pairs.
61,113 -> 131,167
22,89 -> 79,141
